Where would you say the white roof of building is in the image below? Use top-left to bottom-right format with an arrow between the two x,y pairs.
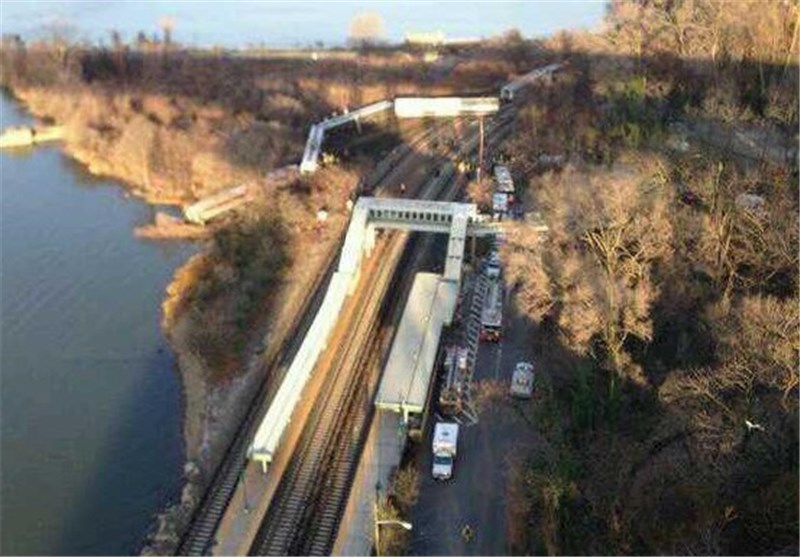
376,273 -> 458,414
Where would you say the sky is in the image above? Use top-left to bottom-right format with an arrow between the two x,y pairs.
0,1 -> 608,48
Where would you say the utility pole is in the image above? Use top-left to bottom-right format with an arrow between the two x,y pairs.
374,483 -> 382,556
240,465 -> 250,514
477,115 -> 485,183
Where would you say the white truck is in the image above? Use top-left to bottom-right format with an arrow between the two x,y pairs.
484,250 -> 501,279
510,361 -> 535,398
492,192 -> 509,218
432,422 -> 459,480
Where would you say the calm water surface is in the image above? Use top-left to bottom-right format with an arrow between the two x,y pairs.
1,93 -> 192,555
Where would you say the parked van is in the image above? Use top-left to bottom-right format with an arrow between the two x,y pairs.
510,361 -> 535,398
432,422 -> 459,480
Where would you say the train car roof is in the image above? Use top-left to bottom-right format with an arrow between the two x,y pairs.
376,273 -> 458,415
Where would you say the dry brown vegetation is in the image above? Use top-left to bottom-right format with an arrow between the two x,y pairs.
0,37 -> 517,201
499,1 -> 798,555
160,165 -> 359,386
376,464 -> 420,556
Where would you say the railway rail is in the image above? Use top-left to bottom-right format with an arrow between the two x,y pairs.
174,120 -> 467,556
247,115 -> 513,556
176,97 -> 515,555
250,224 -> 408,556
248,129 -> 466,556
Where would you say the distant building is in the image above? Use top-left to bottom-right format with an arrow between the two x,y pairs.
404,30 -> 482,47
443,37 -> 482,45
405,30 -> 446,46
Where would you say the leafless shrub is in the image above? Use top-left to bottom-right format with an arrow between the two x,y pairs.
466,176 -> 493,210
390,465 -> 419,511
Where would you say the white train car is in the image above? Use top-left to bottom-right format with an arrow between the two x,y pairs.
248,270 -> 352,472
500,63 -> 562,102
300,123 -> 325,174
300,101 -> 393,174
184,185 -> 250,224
493,165 -> 514,194
320,100 -> 393,131
394,97 -> 499,118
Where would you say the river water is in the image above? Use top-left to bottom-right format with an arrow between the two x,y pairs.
1,93 -> 193,555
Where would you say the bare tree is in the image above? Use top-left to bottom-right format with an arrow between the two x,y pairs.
504,160 -> 672,390
708,295 -> 800,402
158,16 -> 176,47
347,12 -> 385,48
466,176 -> 493,211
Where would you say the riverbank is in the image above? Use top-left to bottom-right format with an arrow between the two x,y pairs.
134,212 -> 210,240
141,196 -> 353,555
6,87 -> 194,204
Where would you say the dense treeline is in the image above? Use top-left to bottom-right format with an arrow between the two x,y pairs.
501,1 -> 798,554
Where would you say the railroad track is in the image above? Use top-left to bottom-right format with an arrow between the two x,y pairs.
174,119 -> 465,556
247,115 -> 515,556
176,99 -> 517,555
249,230 -> 408,556
248,128 -> 459,555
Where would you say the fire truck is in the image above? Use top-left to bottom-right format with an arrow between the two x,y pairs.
439,345 -> 469,415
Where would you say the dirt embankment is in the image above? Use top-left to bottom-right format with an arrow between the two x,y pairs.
9,84 -> 290,205
143,197 -> 352,555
